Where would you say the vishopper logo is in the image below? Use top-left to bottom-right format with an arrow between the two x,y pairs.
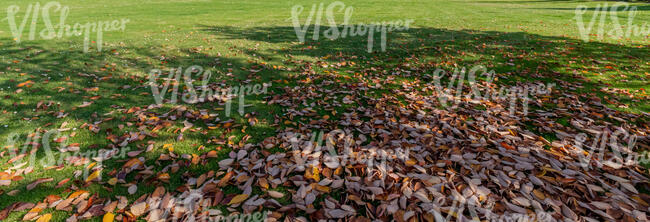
166,190 -> 269,222
3,129 -> 131,181
572,128 -> 644,171
575,2 -> 649,42
431,65 -> 554,116
148,65 -> 271,117
5,1 -> 130,52
426,192 -> 555,222
288,129 -> 410,176
290,1 -> 413,52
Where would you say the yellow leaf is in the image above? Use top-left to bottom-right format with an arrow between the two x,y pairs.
305,166 -> 320,181
158,173 -> 170,181
103,212 -> 115,222
334,166 -> 343,175
86,169 -> 101,182
228,194 -> 249,205
108,178 -> 118,185
86,162 -> 97,169
68,190 -> 88,199
315,184 -> 330,193
36,214 -> 52,222
28,207 -> 43,213
123,158 -> 143,169
163,144 -> 174,152
405,159 -> 417,166
312,167 -> 320,181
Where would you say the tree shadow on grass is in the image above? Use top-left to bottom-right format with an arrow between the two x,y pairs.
0,23 -> 648,219
539,4 -> 650,11
0,38 -> 279,215
0,37 -> 279,136
475,0 -> 590,3
199,25 -> 649,113
477,0 -> 650,3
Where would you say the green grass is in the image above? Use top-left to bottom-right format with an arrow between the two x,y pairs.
0,0 -> 648,221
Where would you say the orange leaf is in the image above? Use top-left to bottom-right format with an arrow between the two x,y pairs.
17,80 -> 34,88
500,142 -> 515,150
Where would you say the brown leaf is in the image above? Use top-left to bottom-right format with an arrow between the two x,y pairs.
27,178 -> 53,190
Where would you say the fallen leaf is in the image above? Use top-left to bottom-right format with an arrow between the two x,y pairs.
228,194 -> 249,205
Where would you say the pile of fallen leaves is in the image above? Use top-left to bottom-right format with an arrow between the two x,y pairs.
1,52 -> 649,222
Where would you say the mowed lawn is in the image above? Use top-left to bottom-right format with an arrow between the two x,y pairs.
0,0 -> 648,221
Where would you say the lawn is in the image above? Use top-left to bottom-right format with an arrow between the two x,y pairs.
0,0 -> 648,221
